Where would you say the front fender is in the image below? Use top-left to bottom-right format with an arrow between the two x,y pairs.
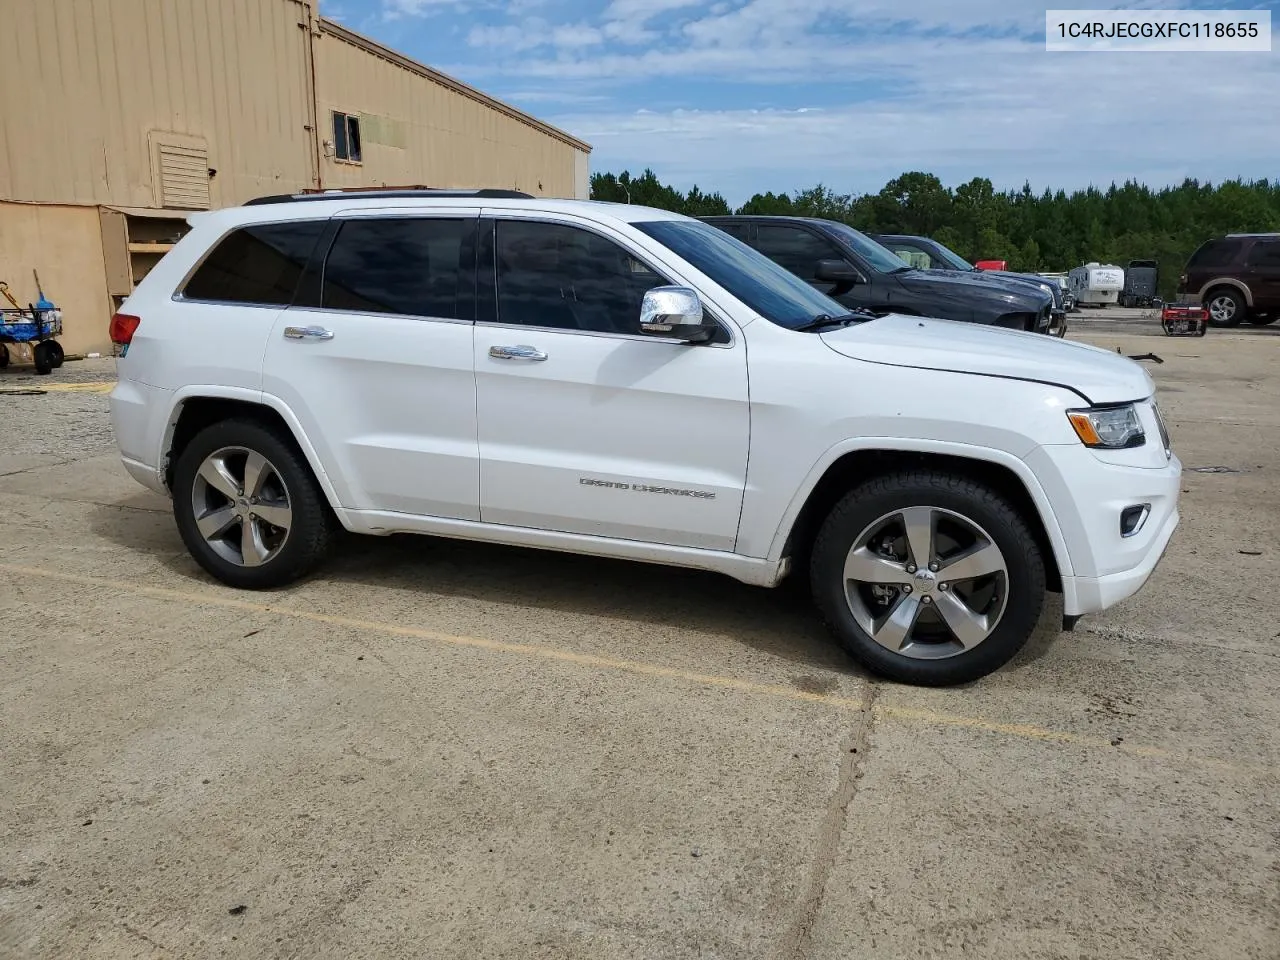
763,436 -> 1075,581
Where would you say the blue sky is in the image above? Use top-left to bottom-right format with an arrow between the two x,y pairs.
321,0 -> 1280,205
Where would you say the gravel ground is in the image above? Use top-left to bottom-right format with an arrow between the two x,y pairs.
1,324 -> 1277,960
0,357 -> 118,464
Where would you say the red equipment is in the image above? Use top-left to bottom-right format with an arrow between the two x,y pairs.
1160,303 -> 1207,337
974,259 -> 1007,271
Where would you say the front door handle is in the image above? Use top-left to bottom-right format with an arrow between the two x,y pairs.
489,344 -> 547,361
283,325 -> 334,341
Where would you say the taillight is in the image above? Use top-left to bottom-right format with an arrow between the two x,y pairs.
110,313 -> 141,345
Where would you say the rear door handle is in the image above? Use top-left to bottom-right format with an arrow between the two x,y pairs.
489,344 -> 547,361
283,325 -> 334,341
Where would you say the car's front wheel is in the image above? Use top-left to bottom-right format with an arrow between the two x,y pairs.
172,419 -> 335,589
810,471 -> 1046,686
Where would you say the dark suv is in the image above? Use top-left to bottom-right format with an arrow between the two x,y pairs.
702,216 -> 1055,333
1178,234 -> 1280,327
872,233 -> 1068,336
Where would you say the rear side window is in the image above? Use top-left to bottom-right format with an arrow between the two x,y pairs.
1187,239 -> 1241,270
183,222 -> 325,304
321,218 -> 469,319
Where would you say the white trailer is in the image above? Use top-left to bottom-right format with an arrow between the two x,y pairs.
1068,263 -> 1125,307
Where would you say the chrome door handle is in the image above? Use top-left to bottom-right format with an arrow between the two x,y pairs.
489,344 -> 547,361
283,325 -> 334,341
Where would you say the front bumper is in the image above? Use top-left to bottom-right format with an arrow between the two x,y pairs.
1064,505 -> 1178,615
1025,442 -> 1182,618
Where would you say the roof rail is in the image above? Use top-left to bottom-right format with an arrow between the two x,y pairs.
244,187 -> 535,206
1225,232 -> 1280,237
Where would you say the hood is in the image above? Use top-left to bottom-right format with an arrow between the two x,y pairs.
901,269 -> 1049,306
819,314 -> 1154,405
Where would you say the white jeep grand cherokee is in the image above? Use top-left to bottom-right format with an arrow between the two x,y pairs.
109,189 -> 1180,686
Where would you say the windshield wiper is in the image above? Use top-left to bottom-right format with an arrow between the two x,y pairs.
793,310 -> 876,332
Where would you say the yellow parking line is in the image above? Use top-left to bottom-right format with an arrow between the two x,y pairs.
0,561 -> 1256,774
37,381 -> 116,393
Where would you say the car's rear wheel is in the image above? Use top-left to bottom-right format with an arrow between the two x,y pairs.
810,471 -> 1046,686
1205,288 -> 1245,327
172,419 -> 335,589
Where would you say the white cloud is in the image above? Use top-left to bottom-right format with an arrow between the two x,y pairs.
546,41 -> 1280,204
380,0 -> 463,20
467,17 -> 605,50
374,0 -> 1279,204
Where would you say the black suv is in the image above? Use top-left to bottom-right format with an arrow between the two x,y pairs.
702,217 -> 1055,333
1177,234 -> 1280,327
872,233 -> 1068,336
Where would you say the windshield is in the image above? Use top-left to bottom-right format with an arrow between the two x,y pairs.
822,221 -> 917,274
634,219 -> 848,330
927,240 -> 976,271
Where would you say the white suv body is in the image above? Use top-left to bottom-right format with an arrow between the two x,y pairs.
110,192 -> 1180,685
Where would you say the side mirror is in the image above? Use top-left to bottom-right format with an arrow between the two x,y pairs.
639,286 -> 715,342
815,259 -> 860,283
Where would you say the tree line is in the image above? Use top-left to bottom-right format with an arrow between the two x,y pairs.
589,169 -> 1280,298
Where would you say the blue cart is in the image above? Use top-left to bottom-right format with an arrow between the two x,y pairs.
1,278 -> 65,375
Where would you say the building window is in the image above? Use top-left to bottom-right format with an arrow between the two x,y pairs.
332,111 -> 362,163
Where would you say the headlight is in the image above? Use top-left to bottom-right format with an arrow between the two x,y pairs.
1066,404 -> 1145,448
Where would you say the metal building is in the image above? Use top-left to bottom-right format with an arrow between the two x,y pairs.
0,0 -> 591,357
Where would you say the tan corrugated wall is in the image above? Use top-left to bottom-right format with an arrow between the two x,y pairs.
0,0 -> 317,208
315,23 -> 588,199
0,202 -> 111,358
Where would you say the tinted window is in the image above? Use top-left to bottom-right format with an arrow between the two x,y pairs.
634,219 -> 849,330
1245,239 -> 1280,267
710,221 -> 750,242
927,240 -> 977,271
494,220 -> 666,334
823,222 -> 916,273
755,225 -> 845,281
321,218 -> 468,319
884,243 -> 936,270
1188,239 -> 1241,269
183,222 -> 324,304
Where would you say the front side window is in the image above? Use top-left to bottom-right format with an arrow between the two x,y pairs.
885,243 -> 935,270
926,241 -> 977,271
321,218 -> 469,320
754,225 -> 846,281
823,221 -> 915,273
182,221 -> 326,305
493,220 -> 667,334
634,219 -> 848,330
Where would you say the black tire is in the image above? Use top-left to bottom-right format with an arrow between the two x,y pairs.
1204,287 -> 1245,327
0,344 -> 8,368
809,471 -> 1046,686
1245,314 -> 1276,326
172,418 -> 336,589
47,340 -> 65,367
33,340 -> 56,375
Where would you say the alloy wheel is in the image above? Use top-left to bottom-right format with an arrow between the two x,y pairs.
190,446 -> 293,568
1208,295 -> 1237,323
841,506 -> 1009,660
